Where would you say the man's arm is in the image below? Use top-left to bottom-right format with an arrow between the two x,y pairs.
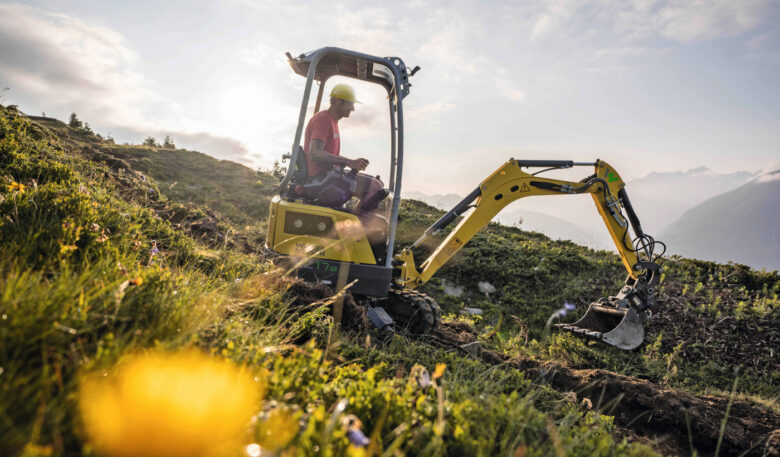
309,139 -> 369,171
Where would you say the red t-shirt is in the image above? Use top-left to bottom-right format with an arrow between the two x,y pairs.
303,110 -> 340,177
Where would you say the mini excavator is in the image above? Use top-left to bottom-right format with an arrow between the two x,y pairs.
267,47 -> 665,350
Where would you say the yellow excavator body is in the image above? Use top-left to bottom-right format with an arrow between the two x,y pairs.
267,196 -> 377,265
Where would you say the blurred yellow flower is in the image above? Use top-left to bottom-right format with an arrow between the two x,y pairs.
79,349 -> 261,457
8,181 -> 26,192
432,363 -> 446,380
129,277 -> 143,286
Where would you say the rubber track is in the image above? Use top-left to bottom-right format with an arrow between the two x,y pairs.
385,289 -> 442,334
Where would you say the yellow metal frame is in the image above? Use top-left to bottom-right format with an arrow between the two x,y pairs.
267,196 -> 377,264
396,159 -> 640,288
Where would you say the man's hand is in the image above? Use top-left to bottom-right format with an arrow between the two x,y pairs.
348,158 -> 369,171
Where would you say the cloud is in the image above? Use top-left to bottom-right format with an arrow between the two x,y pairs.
406,101 -> 457,124
526,0 -> 777,43
0,3 -> 257,166
167,131 -> 252,165
592,46 -> 663,60
653,0 -> 772,42
0,3 -> 155,125
493,78 -> 526,102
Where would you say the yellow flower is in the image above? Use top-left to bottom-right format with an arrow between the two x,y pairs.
129,277 -> 143,286
432,363 -> 446,380
8,181 -> 26,192
79,349 -> 261,457
58,244 -> 78,255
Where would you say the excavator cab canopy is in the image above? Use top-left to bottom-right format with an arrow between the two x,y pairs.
286,49 -> 414,100
279,47 -> 419,268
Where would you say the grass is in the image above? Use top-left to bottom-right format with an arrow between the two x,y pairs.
2,104 -> 777,456
1,105 -> 668,456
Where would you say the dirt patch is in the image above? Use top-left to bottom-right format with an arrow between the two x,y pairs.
646,283 -> 779,378
430,322 -> 779,457
285,279 -> 370,332
277,279 -> 777,456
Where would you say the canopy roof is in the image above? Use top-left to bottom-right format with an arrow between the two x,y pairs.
287,47 -> 413,99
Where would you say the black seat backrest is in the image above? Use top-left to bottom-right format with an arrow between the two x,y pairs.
292,145 -> 308,185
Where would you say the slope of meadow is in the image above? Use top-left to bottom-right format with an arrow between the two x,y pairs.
2,105 -> 778,456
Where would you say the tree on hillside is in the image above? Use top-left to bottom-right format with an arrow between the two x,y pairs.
271,161 -> 287,180
162,135 -> 175,149
69,113 -> 83,129
143,137 -> 159,147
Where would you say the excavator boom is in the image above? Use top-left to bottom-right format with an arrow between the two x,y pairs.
395,158 -> 664,350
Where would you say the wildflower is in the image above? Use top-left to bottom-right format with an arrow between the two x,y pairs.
7,181 -> 25,192
59,244 -> 78,255
553,302 -> 576,319
342,415 -> 369,447
432,363 -> 446,380
150,241 -> 159,256
412,364 -> 431,389
347,428 -> 370,447
89,223 -> 100,232
130,277 -> 143,286
79,349 -> 260,457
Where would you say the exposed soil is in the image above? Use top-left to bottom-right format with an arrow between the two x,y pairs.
646,283 -> 779,378
430,322 -> 780,457
285,279 -> 370,332
281,278 -> 778,456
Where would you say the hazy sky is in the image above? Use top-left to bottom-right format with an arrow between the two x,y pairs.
2,0 -> 779,196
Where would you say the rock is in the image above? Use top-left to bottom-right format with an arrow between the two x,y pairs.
478,281 -> 496,294
460,341 -> 482,356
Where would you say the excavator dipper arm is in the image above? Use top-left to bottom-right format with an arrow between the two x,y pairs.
395,158 -> 664,350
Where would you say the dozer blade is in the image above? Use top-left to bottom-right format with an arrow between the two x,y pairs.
555,304 -> 645,350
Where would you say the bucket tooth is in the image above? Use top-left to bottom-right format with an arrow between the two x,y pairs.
555,304 -> 645,350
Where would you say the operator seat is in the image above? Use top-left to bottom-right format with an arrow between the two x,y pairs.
288,145 -> 356,208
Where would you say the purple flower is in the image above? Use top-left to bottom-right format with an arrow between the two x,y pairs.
416,369 -> 431,389
554,302 -> 576,318
347,429 -> 369,447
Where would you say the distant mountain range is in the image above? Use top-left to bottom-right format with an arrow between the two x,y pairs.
659,170 -> 780,271
626,167 -> 755,234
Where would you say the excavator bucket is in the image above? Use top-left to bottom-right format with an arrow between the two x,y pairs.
555,304 -> 645,350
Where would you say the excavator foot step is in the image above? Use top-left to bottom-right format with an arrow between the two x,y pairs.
555,304 -> 645,350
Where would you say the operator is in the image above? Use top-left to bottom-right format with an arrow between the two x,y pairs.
303,83 -> 384,214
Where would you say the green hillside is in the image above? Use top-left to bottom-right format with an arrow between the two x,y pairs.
2,105 -> 778,457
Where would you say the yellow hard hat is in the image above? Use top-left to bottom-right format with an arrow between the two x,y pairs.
330,84 -> 360,103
